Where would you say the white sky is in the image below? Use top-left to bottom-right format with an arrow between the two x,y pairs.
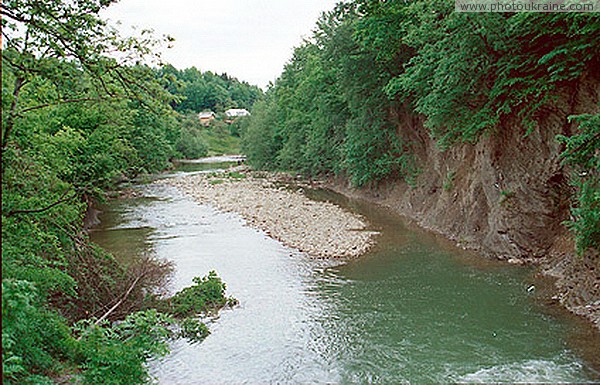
102,0 -> 341,88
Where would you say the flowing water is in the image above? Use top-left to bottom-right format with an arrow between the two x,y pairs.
90,158 -> 600,384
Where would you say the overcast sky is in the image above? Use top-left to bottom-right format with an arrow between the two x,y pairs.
101,0 -> 341,88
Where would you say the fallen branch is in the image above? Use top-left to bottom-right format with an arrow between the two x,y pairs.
93,273 -> 143,326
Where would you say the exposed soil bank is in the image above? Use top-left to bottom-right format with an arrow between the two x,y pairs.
325,74 -> 600,329
159,171 -> 377,258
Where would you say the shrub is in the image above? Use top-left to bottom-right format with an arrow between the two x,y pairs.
169,271 -> 229,317
178,318 -> 210,342
74,310 -> 171,385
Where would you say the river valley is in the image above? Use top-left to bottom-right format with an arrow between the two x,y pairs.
90,158 -> 600,384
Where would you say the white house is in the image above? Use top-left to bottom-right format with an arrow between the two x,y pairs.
225,108 -> 251,118
198,111 -> 216,126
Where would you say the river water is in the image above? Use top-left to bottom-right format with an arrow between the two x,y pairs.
90,159 -> 600,384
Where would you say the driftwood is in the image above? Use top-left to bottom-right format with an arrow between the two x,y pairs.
76,273 -> 143,341
93,273 -> 143,326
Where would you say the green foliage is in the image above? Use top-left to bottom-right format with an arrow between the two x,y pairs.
2,280 -> 74,385
226,171 -> 247,179
177,127 -> 209,159
242,1 -> 598,259
443,171 -> 456,192
558,112 -> 600,253
175,113 -> 209,159
178,318 -> 210,342
168,271 -> 230,318
559,113 -> 600,172
228,117 -> 247,137
567,180 -> 600,253
159,65 -> 263,113
243,1 -> 598,188
243,7 -> 416,185
202,121 -> 242,156
499,190 -> 516,207
74,310 -> 171,385
146,271 -> 236,344
242,97 -> 282,169
157,66 -> 260,157
384,2 -> 600,147
1,1 -> 222,384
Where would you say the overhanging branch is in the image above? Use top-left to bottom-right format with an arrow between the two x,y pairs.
5,189 -> 77,218
17,97 -> 112,114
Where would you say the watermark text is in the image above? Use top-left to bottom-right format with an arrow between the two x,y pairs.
456,0 -> 600,12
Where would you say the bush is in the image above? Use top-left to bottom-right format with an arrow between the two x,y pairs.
2,280 -> 74,385
169,271 -> 229,317
178,318 -> 210,342
176,126 -> 209,159
74,310 -> 171,385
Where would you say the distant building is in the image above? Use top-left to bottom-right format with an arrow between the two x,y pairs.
198,111 -> 216,126
225,109 -> 251,118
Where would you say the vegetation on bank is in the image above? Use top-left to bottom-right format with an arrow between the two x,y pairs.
558,113 -> 600,253
2,0 -> 598,383
174,112 -> 246,158
1,1 -> 244,383
160,65 -> 262,114
241,0 -> 599,254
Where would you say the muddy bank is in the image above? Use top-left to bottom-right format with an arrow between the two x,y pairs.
159,171 -> 377,258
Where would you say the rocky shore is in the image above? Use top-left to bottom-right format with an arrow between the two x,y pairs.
160,171 -> 377,258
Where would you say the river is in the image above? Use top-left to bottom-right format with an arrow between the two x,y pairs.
90,158 -> 600,384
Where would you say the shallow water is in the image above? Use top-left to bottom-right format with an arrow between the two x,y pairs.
90,162 -> 600,384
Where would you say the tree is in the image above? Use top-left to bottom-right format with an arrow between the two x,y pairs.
159,65 -> 263,113
1,0 -> 173,160
2,2 -> 178,383
242,5 -> 416,185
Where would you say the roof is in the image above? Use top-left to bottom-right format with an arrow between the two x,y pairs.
225,108 -> 251,117
198,111 -> 216,119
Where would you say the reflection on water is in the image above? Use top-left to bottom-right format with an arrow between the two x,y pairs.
90,161 -> 600,384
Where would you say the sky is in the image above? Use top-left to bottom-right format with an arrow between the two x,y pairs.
101,0 -> 341,88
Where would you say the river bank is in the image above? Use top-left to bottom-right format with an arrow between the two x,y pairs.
159,169 -> 377,258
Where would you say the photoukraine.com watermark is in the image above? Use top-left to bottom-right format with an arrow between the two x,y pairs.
456,0 -> 600,12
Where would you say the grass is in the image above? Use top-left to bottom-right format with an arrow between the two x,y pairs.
499,190 -> 515,206
202,124 -> 241,155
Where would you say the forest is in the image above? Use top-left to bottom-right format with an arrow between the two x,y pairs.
1,1 -> 257,383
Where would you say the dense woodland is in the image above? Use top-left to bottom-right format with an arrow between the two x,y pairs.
242,0 -> 599,254
2,0 -> 599,384
1,1 -> 255,383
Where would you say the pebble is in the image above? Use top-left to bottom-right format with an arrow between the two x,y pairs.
159,173 -> 378,258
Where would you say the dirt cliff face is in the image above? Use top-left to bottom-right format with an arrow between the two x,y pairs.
329,74 -> 600,327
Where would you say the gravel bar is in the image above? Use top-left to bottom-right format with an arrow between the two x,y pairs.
161,172 -> 377,258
